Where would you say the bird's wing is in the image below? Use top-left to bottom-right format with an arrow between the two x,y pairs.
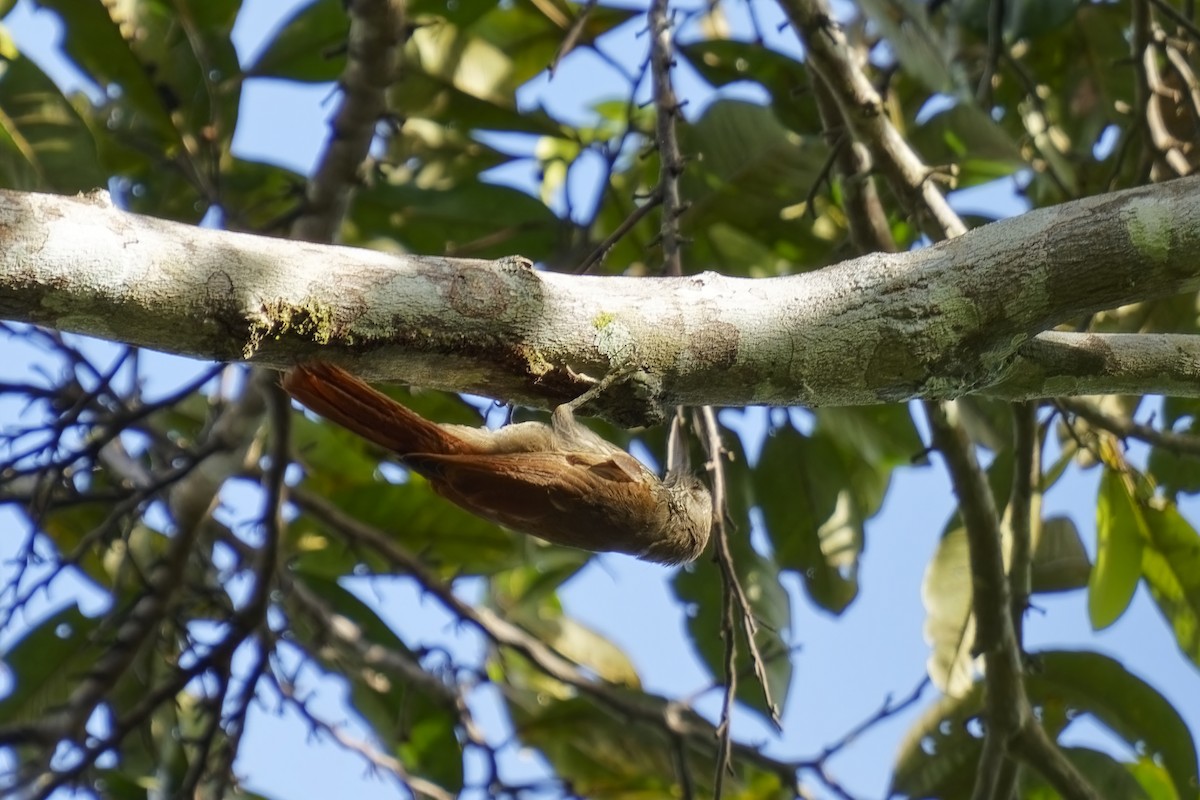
404,450 -> 653,535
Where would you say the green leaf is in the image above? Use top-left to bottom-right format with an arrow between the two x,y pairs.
1031,515 -> 1091,593
1150,406 -> 1200,495
954,395 -> 1014,452
893,650 -> 1199,800
924,475 -> 1088,695
409,0 -> 495,26
0,604 -> 103,723
679,100 -> 835,277
911,102 -> 1025,188
427,2 -> 637,88
921,525 -> 977,697
955,0 -> 1081,42
350,181 -> 563,258
0,47 -> 105,192
377,117 -> 512,192
1031,652 -> 1199,800
1160,396 -> 1200,429
816,404 -> 925,471
37,0 -> 175,136
509,694 -> 677,795
37,0 -> 243,220
1090,468 -> 1145,629
290,412 -> 391,489
673,433 -> 793,722
41,0 -> 241,145
218,158 -> 306,232
392,66 -> 563,138
673,534 -> 793,723
678,40 -> 820,135
291,479 -> 524,577
505,692 -> 788,799
245,0 -> 348,81
857,0 -> 959,93
986,2 -> 1132,199
1128,758 -> 1184,800
493,567 -> 641,687
890,684 -> 983,798
758,426 -> 859,612
1139,501 -> 1200,666
1022,747 -> 1149,799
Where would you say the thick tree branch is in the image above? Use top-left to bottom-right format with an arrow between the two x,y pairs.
1000,331 -> 1200,398
3,181 -> 1200,417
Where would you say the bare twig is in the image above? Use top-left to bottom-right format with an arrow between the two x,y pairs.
0,374 -> 267,757
548,0 -> 599,76
276,680 -> 457,800
575,188 -> 664,274
1057,396 -> 1200,457
289,486 -> 805,789
649,0 -> 687,277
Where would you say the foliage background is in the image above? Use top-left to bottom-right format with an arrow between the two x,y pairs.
0,0 -> 1198,798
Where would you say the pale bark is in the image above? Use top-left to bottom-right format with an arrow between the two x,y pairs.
2,180 -> 1199,423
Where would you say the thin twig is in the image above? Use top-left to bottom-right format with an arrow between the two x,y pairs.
276,681 -> 457,800
574,188 -> 664,273
649,0 -> 687,277
548,0 -> 599,76
1057,396 -> 1200,456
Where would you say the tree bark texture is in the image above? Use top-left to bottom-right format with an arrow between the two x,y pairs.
2,180 -> 1199,422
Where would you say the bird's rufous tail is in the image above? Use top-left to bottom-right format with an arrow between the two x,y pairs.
281,363 -> 467,456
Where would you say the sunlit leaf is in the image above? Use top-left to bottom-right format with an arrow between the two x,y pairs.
1032,652 -> 1199,799
921,525 -> 977,697
492,565 -> 641,688
679,100 -> 836,277
1022,747 -> 1149,799
679,39 -> 819,135
0,47 -> 104,192
1031,515 -> 1091,593
1139,501 -> 1200,667
505,692 -> 789,799
350,180 -> 564,258
1149,405 -> 1200,496
911,102 -> 1024,188
37,0 -> 175,135
1090,468 -> 1145,629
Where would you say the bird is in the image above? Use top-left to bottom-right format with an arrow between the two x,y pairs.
281,362 -> 712,564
